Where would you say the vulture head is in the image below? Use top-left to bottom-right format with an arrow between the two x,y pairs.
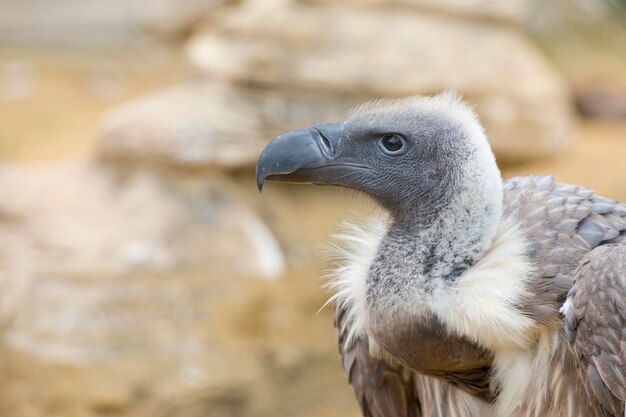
257,92 -> 502,266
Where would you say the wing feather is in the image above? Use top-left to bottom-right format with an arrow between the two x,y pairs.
334,304 -> 422,417
564,244 -> 626,417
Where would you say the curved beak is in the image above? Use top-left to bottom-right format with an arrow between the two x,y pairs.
256,123 -> 359,191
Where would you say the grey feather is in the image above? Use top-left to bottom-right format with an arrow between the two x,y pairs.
576,217 -> 609,247
564,245 -> 626,417
334,304 -> 423,417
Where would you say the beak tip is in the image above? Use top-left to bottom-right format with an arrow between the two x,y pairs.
255,164 -> 265,192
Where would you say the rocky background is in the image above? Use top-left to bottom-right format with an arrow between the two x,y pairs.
0,0 -> 625,416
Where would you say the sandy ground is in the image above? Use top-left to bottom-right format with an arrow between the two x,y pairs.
0,53 -> 624,417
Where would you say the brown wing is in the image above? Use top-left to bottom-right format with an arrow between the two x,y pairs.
503,176 -> 626,325
334,304 -> 422,417
564,244 -> 626,417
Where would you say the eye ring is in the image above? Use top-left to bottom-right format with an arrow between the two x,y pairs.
379,134 -> 406,155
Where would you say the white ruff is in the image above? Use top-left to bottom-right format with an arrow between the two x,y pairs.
493,333 -> 580,417
327,214 -> 537,350
428,216 -> 538,351
324,213 -> 391,348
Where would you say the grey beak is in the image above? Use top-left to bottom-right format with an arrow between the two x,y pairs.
256,123 -> 345,191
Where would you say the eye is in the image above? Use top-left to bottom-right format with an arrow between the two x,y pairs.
379,134 -> 406,155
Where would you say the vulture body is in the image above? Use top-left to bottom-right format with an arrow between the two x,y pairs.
256,93 -> 626,417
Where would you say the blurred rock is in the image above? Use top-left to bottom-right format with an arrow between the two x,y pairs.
526,0 -> 617,34
86,62 -> 129,101
97,81 -> 265,170
0,0 -> 233,47
0,229 -> 33,331
186,0 -> 573,163
127,0 -> 236,38
302,0 -> 530,24
0,61 -> 38,102
0,151 -> 286,415
0,162 -> 284,281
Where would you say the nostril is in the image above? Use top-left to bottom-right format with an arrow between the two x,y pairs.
320,133 -> 331,150
312,127 -> 333,154
311,123 -> 344,157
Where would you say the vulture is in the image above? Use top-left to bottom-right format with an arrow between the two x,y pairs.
255,92 -> 626,417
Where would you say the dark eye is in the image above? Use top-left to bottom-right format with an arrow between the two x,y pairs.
380,134 -> 405,155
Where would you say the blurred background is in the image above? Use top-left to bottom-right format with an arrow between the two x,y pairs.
0,0 -> 625,416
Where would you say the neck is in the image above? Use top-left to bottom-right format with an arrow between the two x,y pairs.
367,180 -> 503,305
391,203 -> 496,280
